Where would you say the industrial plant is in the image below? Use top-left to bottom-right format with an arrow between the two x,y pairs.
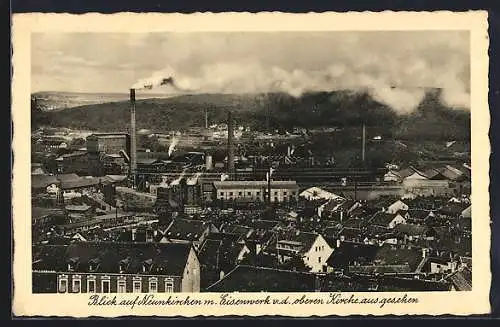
29,31 -> 472,295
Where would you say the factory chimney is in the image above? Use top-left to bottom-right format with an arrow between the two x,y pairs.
361,123 -> 366,163
204,108 -> 208,129
130,88 -> 137,188
227,111 -> 235,179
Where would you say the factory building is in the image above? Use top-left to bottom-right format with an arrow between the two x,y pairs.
213,180 -> 299,203
86,133 -> 130,155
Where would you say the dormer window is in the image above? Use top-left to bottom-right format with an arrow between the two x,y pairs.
142,259 -> 153,273
119,258 -> 130,273
67,257 -> 79,272
88,258 -> 100,272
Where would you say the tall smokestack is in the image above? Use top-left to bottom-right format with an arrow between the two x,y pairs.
227,111 -> 235,179
204,108 -> 208,129
130,88 -> 137,188
361,123 -> 366,163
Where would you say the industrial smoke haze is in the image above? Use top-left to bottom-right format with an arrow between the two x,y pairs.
132,58 -> 469,114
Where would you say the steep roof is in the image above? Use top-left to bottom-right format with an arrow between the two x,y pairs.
369,212 -> 403,227
32,242 -> 192,276
279,231 -> 319,254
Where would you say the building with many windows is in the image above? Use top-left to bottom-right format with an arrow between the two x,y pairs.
32,242 -> 200,293
213,180 -> 299,203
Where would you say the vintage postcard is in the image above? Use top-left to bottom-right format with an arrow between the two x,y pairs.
12,12 -> 491,317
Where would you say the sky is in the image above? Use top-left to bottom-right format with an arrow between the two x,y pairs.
31,31 -> 470,113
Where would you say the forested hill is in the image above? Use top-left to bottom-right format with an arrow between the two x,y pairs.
32,90 -> 470,141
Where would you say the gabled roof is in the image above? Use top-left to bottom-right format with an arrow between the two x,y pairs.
32,242 -> 192,276
369,212 -> 403,227
407,209 -> 434,221
279,231 -> 319,254
438,202 -> 470,216
395,223 -> 428,236
222,225 -> 254,239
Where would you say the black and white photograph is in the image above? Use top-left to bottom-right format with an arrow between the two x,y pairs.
12,12 -> 491,316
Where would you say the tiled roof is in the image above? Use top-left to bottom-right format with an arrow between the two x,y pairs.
395,223 -> 428,236
369,212 -> 401,227
407,209 -> 433,221
206,265 -> 318,292
348,264 -> 411,274
32,242 -> 192,276
164,219 -> 211,241
447,267 -> 472,291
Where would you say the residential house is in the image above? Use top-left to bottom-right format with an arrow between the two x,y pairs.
161,218 -> 218,250
277,231 -> 333,273
32,242 -> 200,293
386,200 -> 409,214
368,212 -> 407,230
406,209 -> 435,224
198,233 -> 251,288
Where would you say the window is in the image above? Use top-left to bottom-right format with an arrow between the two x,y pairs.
238,191 -> 242,196
247,192 -> 251,196
87,277 -> 96,293
220,192 -> 224,196
274,191 -> 278,195
318,257 -> 322,263
58,275 -> 68,293
229,192 -> 233,196
133,280 -> 142,293
256,192 -> 260,196
102,278 -> 110,293
117,278 -> 127,293
72,275 -> 81,293
149,279 -> 158,293
165,279 -> 174,293
283,191 -> 287,195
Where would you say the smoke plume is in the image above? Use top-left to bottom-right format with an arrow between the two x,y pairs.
168,136 -> 178,157
169,170 -> 186,187
132,57 -> 469,114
